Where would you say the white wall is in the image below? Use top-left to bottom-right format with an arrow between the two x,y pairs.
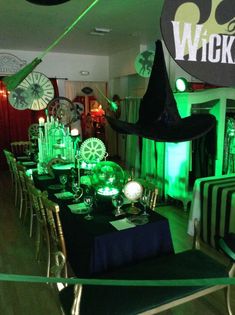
109,76 -> 129,99
0,49 -> 109,82
108,44 -> 149,98
108,41 -> 184,99
1,45 -> 192,99
109,44 -> 141,79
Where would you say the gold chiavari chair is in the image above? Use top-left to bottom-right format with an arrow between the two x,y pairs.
10,141 -> 31,157
136,178 -> 159,210
16,164 -> 30,220
18,167 -> 37,237
41,193 -> 68,279
3,149 -> 15,187
8,155 -> 21,208
27,183 -> 50,266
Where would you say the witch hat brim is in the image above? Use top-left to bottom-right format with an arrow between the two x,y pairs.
106,40 -> 216,142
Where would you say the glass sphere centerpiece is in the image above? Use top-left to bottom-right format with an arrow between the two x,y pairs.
123,180 -> 143,214
91,161 -> 126,197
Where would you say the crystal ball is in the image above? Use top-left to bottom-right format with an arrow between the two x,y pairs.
91,161 -> 125,196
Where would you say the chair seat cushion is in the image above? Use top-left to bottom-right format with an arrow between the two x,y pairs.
60,250 -> 228,315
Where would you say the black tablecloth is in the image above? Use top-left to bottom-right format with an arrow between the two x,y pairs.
33,173 -> 174,277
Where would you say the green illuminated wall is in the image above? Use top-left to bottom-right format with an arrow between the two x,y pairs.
164,88 -> 235,208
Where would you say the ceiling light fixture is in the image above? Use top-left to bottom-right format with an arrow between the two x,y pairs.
90,27 -> 112,36
94,27 -> 111,33
90,31 -> 105,36
80,71 -> 90,76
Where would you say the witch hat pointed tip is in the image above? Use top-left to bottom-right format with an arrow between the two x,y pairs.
139,38 -> 178,123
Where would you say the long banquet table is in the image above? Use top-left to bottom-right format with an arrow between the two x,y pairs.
33,173 -> 174,277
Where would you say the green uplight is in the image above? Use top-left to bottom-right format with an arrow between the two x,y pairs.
26,169 -> 33,177
97,187 -> 119,196
80,160 -> 96,170
110,101 -> 118,112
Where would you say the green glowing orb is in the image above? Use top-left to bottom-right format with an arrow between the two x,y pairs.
97,187 -> 119,196
175,77 -> 188,92
91,161 -> 125,197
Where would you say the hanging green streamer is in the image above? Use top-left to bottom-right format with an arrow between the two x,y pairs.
96,87 -> 118,112
2,58 -> 42,91
38,0 -> 99,60
0,273 -> 235,287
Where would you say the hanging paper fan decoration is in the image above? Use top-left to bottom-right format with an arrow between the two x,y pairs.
48,96 -> 78,127
134,50 -> 155,78
8,87 -> 33,110
22,72 -> 54,110
8,71 -> 54,110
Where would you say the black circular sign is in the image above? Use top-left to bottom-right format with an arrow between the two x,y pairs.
161,0 -> 235,87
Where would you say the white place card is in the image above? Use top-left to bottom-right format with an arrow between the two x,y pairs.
110,218 -> 136,231
55,191 -> 74,199
68,203 -> 88,214
38,175 -> 53,180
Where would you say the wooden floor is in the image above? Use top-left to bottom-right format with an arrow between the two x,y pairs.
0,170 -> 63,315
0,169 -> 234,315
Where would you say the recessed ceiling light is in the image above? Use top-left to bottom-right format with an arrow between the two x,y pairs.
80,70 -> 90,76
90,27 -> 111,36
90,31 -> 105,36
94,27 -> 111,33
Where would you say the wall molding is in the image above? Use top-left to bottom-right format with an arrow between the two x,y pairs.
0,53 -> 26,75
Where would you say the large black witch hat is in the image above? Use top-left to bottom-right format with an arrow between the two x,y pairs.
106,40 -> 216,142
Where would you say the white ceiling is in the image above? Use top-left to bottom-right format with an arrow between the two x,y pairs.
1,0 -> 164,56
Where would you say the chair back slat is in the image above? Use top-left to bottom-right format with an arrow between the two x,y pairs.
10,141 -> 31,157
3,150 -> 15,183
136,178 -> 159,210
41,194 -> 67,278
17,164 -> 27,192
8,156 -> 21,207
27,182 -> 47,226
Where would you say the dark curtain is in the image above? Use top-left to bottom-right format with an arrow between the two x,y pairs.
189,125 -> 217,188
0,78 -> 58,169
